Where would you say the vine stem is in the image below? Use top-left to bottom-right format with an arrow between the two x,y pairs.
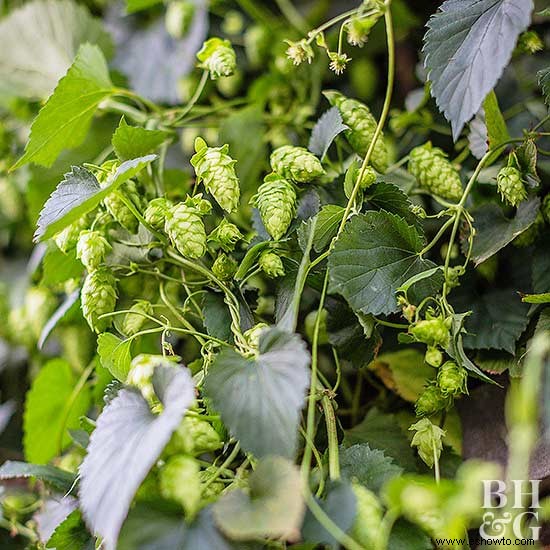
170,70 -> 209,124
322,395 -> 340,480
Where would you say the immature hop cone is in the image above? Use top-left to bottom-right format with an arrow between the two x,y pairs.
165,415 -> 223,456
159,455 -> 202,517
212,252 -> 237,280
165,1 -> 195,39
270,145 -> 325,183
409,316 -> 450,348
251,174 -> 297,240
258,250 -> 285,278
122,300 -> 154,336
165,202 -> 207,259
437,361 -> 468,397
54,215 -> 90,253
191,137 -> 240,212
243,322 -> 268,351
350,482 -> 383,548
197,37 -> 236,79
103,181 -> 141,233
408,142 -> 462,201
208,219 -> 243,251
496,166 -> 526,207
144,198 -> 173,230
76,230 -> 111,271
81,268 -> 117,333
324,90 -> 388,173
415,383 -> 450,417
24,287 -> 57,339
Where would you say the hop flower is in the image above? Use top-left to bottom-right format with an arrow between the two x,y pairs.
54,215 -> 91,253
324,90 -> 388,173
24,287 -> 57,339
516,30 -> 544,54
165,202 -> 207,259
350,482 -> 383,548
165,415 -> 223,456
127,354 -> 175,400
437,361 -> 468,397
409,418 -> 446,468
212,253 -> 237,280
159,455 -> 202,518
344,164 -> 377,198
76,230 -> 111,271
346,16 -> 377,47
409,317 -> 450,348
270,145 -> 325,183
415,383 -> 450,417
103,181 -> 142,233
408,142 -> 463,201
496,166 -> 526,207
328,52 -> 351,75
258,250 -> 285,278
144,198 -> 173,230
165,1 -> 195,39
81,268 -> 117,333
191,138 -> 240,212
424,346 -> 443,368
197,37 -> 237,79
251,174 -> 297,240
122,300 -> 154,336
208,219 -> 243,251
285,39 -> 314,66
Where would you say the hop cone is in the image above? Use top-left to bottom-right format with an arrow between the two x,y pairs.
415,383 -> 449,417
496,166 -> 526,207
76,230 -> 111,271
81,268 -> 117,333
270,145 -> 325,183
165,416 -> 222,457
159,456 -> 202,517
408,142 -> 462,201
324,90 -> 388,173
208,219 -> 243,251
166,203 -> 206,259
251,174 -> 296,240
212,253 -> 237,280
191,139 -> 240,212
410,317 -> 450,348
258,250 -> 285,278
144,198 -> 173,230
24,287 -> 57,339
54,215 -> 90,253
103,182 -> 141,233
122,300 -> 153,336
437,361 -> 468,397
350,482 -> 383,548
197,37 -> 236,79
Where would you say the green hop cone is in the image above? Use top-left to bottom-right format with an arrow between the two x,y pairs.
324,90 -> 388,173
270,145 -> 325,183
516,30 -> 544,54
212,253 -> 237,281
76,230 -> 111,271
496,166 -> 526,207
0,177 -> 23,222
197,37 -> 236,79
191,138 -> 240,212
304,309 -> 329,345
208,219 -> 243,251
425,346 -> 443,368
200,466 -> 225,501
24,287 -> 57,340
122,300 -> 154,337
165,202 -> 207,259
243,322 -> 268,351
165,1 -> 195,39
159,455 -> 202,518
103,182 -> 141,234
258,250 -> 285,278
350,482 -> 383,548
409,317 -> 450,348
165,415 -> 223,457
127,354 -> 175,401
415,383 -> 450,417
81,268 -> 117,333
437,361 -> 468,397
409,418 -> 446,468
8,307 -> 35,348
54,215 -> 90,253
408,142 -> 463,201
144,198 -> 173,230
251,174 -> 297,240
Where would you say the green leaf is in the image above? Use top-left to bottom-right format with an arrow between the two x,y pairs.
204,328 -> 310,458
38,289 -> 80,349
35,155 -> 156,241
0,0 -> 112,100
0,461 -> 76,492
13,44 -> 114,169
126,0 -> 163,13
340,444 -> 402,493
308,107 -> 348,158
79,366 -> 195,550
365,182 -> 420,229
521,293 -> 550,304
23,359 -> 91,464
46,510 -> 94,550
42,245 -> 83,286
539,66 -> 550,106
202,292 -> 233,343
312,205 -> 345,253
483,90 -> 510,149
389,519 -> 433,550
112,118 -> 171,161
424,0 -> 533,139
97,333 -> 133,382
533,243 -> 550,294
328,211 -> 440,316
213,456 -> 304,540
470,197 -> 541,265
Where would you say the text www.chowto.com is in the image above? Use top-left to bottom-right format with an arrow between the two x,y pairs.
434,539 -> 536,547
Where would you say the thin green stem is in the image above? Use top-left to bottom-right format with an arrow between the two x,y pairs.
322,395 -> 340,480
101,98 -> 149,125
116,193 -> 168,245
419,215 -> 456,257
170,70 -> 209,124
203,443 -> 241,490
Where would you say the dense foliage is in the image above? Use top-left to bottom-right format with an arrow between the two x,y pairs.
0,0 -> 549,548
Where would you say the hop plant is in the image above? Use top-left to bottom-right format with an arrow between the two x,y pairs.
165,202 -> 207,259
76,230 -> 111,271
513,210 -> 545,247
191,138 -> 240,212
350,482 -> 383,548
409,317 -> 450,348
0,177 -> 22,222
409,418 -> 446,468
437,361 -> 468,397
144,198 -> 173,230
165,1 -> 195,39
328,52 -> 351,75
24,287 -> 57,339
81,268 -> 117,333
496,166 -> 526,207
208,219 -> 243,251
8,307 -> 35,348
415,383 -> 450,417
244,25 -> 271,69
516,30 -> 544,54
165,415 -> 223,456
58,325 -> 95,369
54,215 -> 90,253
127,354 -> 175,401
304,309 -> 329,345
103,182 -> 141,234
197,37 -> 236,79
243,322 -> 268,351
408,142 -> 463,201
212,253 -> 237,280
425,346 -> 443,368
285,39 -> 314,66
270,145 -> 325,183
159,455 -> 202,518
122,300 -> 154,336
258,250 -> 285,278
251,174 -> 297,240
324,90 -> 388,173
346,16 -> 377,47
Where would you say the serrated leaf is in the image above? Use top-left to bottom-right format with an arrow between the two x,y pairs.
389,519 -> 433,550
0,0 -> 112,100
204,328 -> 310,458
312,205 -> 345,252
365,182 -> 421,229
39,289 -> 80,349
483,90 -> 510,149
308,107 -> 348,158
202,292 -> 233,342
0,461 -> 76,492
328,212 -> 441,316
35,155 -> 156,241
340,444 -> 402,493
213,456 -> 304,540
112,118 -> 171,161
35,496 -> 79,544
521,293 -> 550,304
46,510 -> 94,550
539,67 -> 550,106
79,365 -> 194,550
424,0 -> 533,139
42,245 -> 83,286
97,333 -> 133,382
470,197 -> 541,265
13,44 -> 114,169
24,359 -> 92,464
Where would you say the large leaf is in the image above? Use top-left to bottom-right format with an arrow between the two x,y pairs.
13,44 -> 114,169
213,456 -> 304,541
308,107 -> 348,158
46,510 -> 94,550
328,211 -> 440,316
312,205 -> 345,253
79,365 -> 194,550
35,155 -> 156,241
35,496 -> 79,543
112,118 -> 171,161
202,292 -> 233,343
0,0 -> 112,100
97,333 -> 133,382
203,328 -> 310,459
0,461 -> 76,493
38,289 -> 80,349
24,359 -> 92,464
365,182 -> 420,229
424,0 -> 533,139
42,246 -> 83,286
